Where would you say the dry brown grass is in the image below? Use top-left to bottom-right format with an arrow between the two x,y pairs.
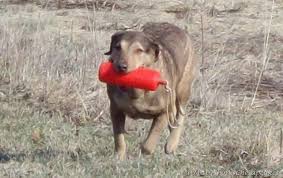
0,0 -> 283,177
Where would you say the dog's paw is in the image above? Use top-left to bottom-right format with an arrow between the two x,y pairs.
164,141 -> 178,154
140,143 -> 155,155
114,152 -> 126,161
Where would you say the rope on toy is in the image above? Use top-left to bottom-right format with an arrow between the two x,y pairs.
164,81 -> 179,129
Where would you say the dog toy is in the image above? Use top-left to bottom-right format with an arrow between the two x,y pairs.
98,61 -> 167,91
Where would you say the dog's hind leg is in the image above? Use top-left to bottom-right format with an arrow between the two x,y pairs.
141,113 -> 168,155
110,102 -> 127,160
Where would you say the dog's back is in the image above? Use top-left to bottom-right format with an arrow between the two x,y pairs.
142,22 -> 193,78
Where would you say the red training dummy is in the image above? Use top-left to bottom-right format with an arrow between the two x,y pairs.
98,62 -> 166,91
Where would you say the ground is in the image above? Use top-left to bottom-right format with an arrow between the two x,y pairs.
0,0 -> 283,177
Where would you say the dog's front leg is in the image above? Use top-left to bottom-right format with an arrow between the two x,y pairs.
141,113 -> 168,155
165,110 -> 184,154
110,102 -> 126,160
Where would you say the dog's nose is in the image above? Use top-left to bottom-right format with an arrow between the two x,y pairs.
117,63 -> 128,72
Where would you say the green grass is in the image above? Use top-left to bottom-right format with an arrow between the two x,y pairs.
1,100 -> 282,177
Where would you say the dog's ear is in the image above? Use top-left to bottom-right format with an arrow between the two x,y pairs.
104,31 -> 125,55
150,42 -> 161,62
144,33 -> 162,61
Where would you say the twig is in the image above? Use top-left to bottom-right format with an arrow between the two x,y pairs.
238,154 -> 249,174
280,129 -> 282,154
200,8 -> 204,73
74,87 -> 88,118
93,110 -> 104,122
57,0 -> 62,9
251,0 -> 275,106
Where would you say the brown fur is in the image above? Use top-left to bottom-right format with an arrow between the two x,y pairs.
104,22 -> 198,159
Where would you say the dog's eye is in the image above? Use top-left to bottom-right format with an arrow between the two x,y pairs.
114,44 -> 121,50
135,48 -> 144,53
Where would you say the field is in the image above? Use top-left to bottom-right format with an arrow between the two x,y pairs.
0,0 -> 283,177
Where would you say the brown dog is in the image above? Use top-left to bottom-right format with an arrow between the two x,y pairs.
104,22 -> 198,159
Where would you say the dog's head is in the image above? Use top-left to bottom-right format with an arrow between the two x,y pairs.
104,31 -> 160,73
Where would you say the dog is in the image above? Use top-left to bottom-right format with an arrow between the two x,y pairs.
104,22 -> 198,159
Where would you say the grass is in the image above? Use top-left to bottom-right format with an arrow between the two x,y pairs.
0,0 -> 283,177
1,102 -> 282,177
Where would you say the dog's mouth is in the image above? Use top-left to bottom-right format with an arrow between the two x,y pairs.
118,86 -> 128,92
118,86 -> 143,99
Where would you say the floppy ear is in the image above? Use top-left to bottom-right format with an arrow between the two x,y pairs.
143,33 -> 162,61
104,31 -> 125,55
151,42 -> 161,62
